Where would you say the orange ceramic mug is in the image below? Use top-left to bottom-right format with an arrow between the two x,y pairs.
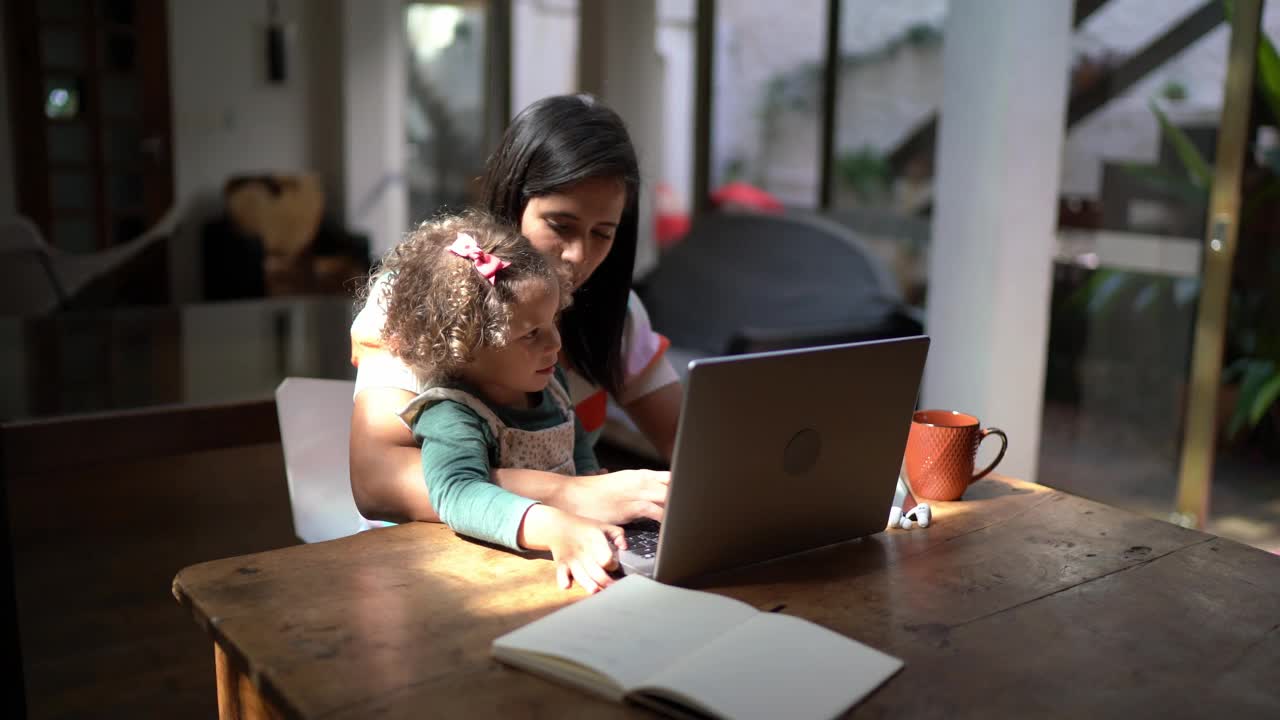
904,410 -> 1008,501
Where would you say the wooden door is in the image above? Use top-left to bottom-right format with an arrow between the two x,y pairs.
4,0 -> 173,253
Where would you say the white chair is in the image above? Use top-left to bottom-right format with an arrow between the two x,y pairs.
275,377 -> 374,543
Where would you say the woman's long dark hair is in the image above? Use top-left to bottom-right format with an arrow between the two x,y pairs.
480,94 -> 640,396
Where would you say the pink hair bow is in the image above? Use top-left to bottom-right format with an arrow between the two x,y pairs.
447,232 -> 510,285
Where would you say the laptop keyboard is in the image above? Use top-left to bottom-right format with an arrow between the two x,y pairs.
622,519 -> 661,559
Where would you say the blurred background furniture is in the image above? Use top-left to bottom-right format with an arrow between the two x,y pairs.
0,212 -> 176,316
822,206 -> 932,307
602,210 -> 924,459
201,173 -> 372,301
0,297 -> 356,424
639,210 -> 923,362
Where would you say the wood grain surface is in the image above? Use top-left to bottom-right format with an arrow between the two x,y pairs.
174,476 -> 1280,719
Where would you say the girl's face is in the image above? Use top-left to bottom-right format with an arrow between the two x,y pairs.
520,176 -> 627,290
458,280 -> 563,408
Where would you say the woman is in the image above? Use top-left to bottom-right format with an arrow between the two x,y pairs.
350,94 -> 681,526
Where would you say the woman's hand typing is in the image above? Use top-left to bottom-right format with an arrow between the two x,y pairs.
555,469 -> 670,525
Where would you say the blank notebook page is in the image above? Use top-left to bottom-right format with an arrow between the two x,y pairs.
642,612 -> 903,720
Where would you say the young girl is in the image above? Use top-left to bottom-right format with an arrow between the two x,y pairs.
350,95 -> 678,530
379,211 -> 626,593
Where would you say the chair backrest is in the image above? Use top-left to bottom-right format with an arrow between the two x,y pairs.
639,210 -> 908,355
275,377 -> 367,543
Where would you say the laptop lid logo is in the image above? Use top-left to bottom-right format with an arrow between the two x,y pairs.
782,428 -> 822,475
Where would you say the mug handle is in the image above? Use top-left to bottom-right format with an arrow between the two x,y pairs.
971,427 -> 1008,482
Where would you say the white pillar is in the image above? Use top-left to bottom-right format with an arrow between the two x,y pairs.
511,0 -> 579,117
656,0 -> 696,210
922,0 -> 1072,482
579,0 -> 663,279
341,0 -> 408,258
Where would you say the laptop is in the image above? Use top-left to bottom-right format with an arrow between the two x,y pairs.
617,335 -> 930,584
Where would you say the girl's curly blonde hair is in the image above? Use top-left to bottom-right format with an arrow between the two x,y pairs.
374,210 -> 571,383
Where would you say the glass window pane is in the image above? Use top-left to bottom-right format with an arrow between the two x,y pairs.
103,31 -> 136,72
404,3 -> 489,222
51,171 -> 94,210
39,0 -> 88,21
108,173 -> 144,210
1060,22 -> 1230,232
105,124 -> 142,170
1208,16 -> 1280,549
108,172 -> 143,208
827,1 -> 946,310
1074,0 -> 1208,63
99,0 -> 136,25
111,215 -> 145,246
711,0 -> 827,208
102,74 -> 139,117
47,123 -> 91,164
1044,14 -> 1246,535
53,217 -> 96,253
41,27 -> 86,69
832,1 -> 945,214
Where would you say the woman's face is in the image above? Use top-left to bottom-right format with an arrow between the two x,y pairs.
519,176 -> 627,290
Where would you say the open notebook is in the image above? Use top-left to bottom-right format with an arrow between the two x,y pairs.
492,576 -> 902,720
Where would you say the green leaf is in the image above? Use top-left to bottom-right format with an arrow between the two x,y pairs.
1150,100 -> 1212,190
1230,0 -> 1280,125
1131,280 -> 1163,315
1230,359 -> 1279,437
1223,359 -> 1246,386
1117,161 -> 1208,205
1228,400 -> 1248,439
1248,373 -> 1280,427
1255,28 -> 1280,126
1068,270 -> 1130,316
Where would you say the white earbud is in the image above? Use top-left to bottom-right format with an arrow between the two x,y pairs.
908,504 -> 931,528
888,506 -> 903,528
890,503 -> 935,531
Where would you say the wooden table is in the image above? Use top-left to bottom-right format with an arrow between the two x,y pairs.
173,476 -> 1280,719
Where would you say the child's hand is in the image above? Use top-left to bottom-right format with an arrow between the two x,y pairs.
549,512 -> 627,594
519,505 -> 627,594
